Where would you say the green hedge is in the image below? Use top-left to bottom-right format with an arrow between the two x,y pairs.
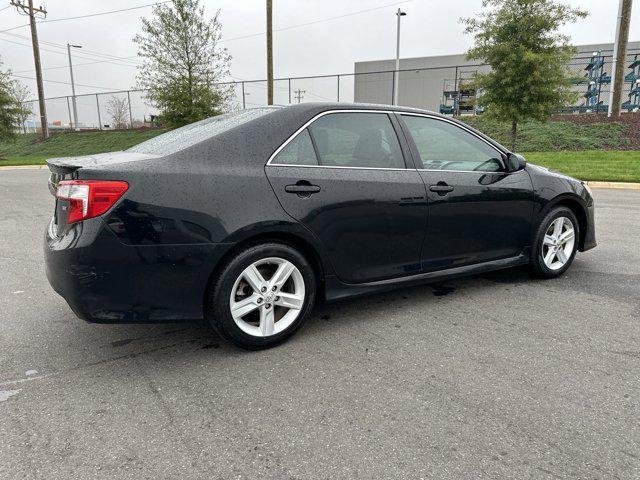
461,117 -> 628,152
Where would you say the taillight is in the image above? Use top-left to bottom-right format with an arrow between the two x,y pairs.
56,180 -> 128,224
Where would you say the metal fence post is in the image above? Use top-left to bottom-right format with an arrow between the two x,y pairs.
242,82 -> 246,109
66,96 -> 72,130
96,94 -> 102,130
453,66 -> 460,116
288,78 -> 291,104
337,75 -> 340,102
127,91 -> 133,128
596,56 -> 605,113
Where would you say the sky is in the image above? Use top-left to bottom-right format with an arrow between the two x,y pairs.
0,0 -> 637,114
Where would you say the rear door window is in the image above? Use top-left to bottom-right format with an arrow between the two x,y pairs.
308,112 -> 405,169
271,129 -> 318,166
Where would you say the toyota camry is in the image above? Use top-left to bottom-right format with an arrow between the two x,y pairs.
45,103 -> 596,349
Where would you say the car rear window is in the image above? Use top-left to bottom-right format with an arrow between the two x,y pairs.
128,108 -> 278,156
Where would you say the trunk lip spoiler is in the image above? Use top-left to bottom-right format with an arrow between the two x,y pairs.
45,151 -> 160,175
46,158 -> 81,175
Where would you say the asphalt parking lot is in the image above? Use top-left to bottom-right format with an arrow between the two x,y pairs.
1,168 -> 639,479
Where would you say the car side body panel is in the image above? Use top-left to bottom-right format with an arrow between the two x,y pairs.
265,165 -> 428,283
44,103 -> 596,323
525,163 -> 596,251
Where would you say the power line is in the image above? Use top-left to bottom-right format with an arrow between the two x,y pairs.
11,73 -> 127,91
0,1 -> 171,33
3,0 -> 415,78
12,56 -> 139,74
63,47 -> 139,65
5,0 -> 416,102
0,22 -> 29,33
38,1 -> 172,24
0,37 -> 140,68
0,31 -> 140,65
223,0 -> 413,42
304,90 -> 334,101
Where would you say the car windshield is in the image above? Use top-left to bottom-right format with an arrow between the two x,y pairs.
128,107 -> 279,156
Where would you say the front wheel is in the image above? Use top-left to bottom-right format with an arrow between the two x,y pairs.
530,207 -> 579,278
206,242 -> 316,350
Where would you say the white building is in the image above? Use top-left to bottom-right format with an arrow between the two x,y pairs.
354,42 -> 640,113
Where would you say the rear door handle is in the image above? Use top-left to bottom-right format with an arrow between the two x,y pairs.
429,183 -> 454,194
285,181 -> 321,197
285,184 -> 321,194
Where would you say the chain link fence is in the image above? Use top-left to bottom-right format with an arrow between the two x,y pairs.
18,49 -> 640,133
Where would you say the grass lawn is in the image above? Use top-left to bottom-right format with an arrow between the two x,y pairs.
0,156 -> 50,167
0,130 -> 165,159
523,150 -> 640,183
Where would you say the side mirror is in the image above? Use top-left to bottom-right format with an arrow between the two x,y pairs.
506,153 -> 527,172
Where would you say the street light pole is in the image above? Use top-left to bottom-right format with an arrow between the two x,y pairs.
393,8 -> 406,106
67,43 -> 82,130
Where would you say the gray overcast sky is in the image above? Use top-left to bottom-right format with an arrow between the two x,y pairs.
0,0 -> 637,100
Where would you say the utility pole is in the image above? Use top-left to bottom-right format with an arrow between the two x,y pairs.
608,0 -> 633,117
266,0 -> 273,105
294,89 -> 305,103
11,0 -> 48,139
67,43 -> 82,131
393,8 -> 406,106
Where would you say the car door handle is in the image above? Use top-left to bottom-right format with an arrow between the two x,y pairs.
429,183 -> 454,194
285,182 -> 321,196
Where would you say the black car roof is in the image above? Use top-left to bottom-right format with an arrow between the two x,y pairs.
270,101 -> 441,117
163,102 -> 508,167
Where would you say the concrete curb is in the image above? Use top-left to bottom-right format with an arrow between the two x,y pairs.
1,164 -> 640,190
0,165 -> 47,171
585,181 -> 640,190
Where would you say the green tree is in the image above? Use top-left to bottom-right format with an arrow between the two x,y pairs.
134,0 -> 232,128
462,0 -> 587,150
11,81 -> 32,134
0,64 -> 27,141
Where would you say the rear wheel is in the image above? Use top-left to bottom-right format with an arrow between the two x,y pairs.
530,207 -> 579,278
207,242 -> 316,349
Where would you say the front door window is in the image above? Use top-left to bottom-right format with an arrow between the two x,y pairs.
401,115 -> 504,172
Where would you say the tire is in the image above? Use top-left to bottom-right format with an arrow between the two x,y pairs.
529,206 -> 579,278
206,242 -> 316,350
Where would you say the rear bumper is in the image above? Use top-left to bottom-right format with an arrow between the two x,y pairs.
44,218 -> 231,323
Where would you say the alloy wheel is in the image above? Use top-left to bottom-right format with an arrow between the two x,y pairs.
229,257 -> 305,337
541,216 -> 575,271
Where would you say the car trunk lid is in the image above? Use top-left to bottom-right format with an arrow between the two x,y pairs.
47,151 -> 157,235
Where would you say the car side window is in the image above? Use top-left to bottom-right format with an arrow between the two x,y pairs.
308,113 -> 405,169
401,115 -> 505,172
271,128 -> 318,166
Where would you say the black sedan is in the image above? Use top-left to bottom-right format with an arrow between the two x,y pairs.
45,103 -> 596,349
